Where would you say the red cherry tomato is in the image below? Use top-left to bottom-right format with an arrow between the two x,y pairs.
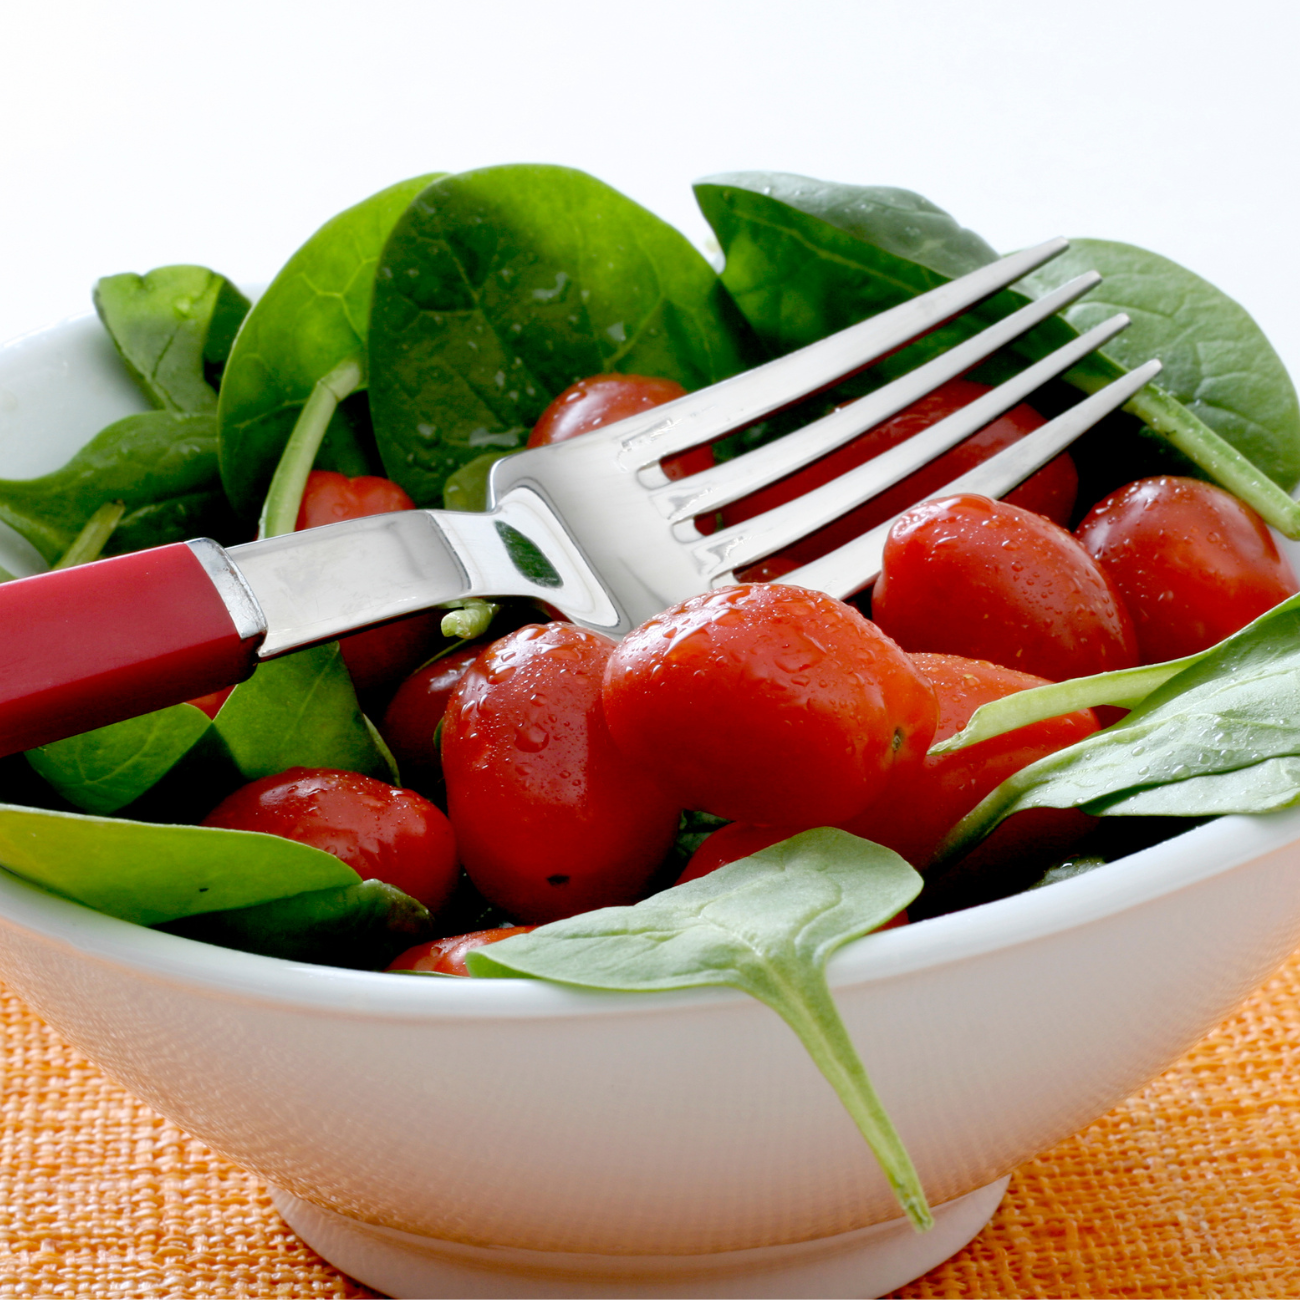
188,685 -> 235,719
294,469 -> 442,692
379,642 -> 484,773
441,623 -> 681,923
202,767 -> 459,912
722,378 -> 1077,582
601,583 -> 937,826
1075,476 -> 1299,663
387,926 -> 537,976
295,470 -> 416,528
873,494 -> 1139,681
843,653 -> 1099,868
529,373 -> 712,481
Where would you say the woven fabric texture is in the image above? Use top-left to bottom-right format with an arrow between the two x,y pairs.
2,950 -> 1299,1299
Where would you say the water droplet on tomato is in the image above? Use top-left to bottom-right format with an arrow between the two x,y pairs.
515,723 -> 550,752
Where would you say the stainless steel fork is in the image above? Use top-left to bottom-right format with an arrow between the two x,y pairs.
0,238 -> 1159,755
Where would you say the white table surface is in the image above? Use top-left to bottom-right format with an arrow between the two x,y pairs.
2,0 -> 1297,376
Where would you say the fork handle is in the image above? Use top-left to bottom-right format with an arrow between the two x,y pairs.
0,542 -> 265,757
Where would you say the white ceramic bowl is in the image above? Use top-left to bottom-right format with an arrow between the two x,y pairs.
2,315 -> 1300,1299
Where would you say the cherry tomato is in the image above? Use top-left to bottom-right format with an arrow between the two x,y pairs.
441,623 -> 681,923
722,378 -> 1077,582
602,583 -> 937,826
529,373 -> 713,481
872,493 -> 1139,681
295,469 -> 442,692
387,926 -> 537,976
1075,476 -> 1299,663
188,685 -> 235,719
843,653 -> 1099,868
202,767 -> 459,912
295,470 -> 416,528
379,642 -> 483,773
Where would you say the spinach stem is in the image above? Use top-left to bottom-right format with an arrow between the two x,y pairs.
770,977 -> 934,1232
258,354 -> 364,539
53,500 -> 126,569
1067,364 -> 1300,537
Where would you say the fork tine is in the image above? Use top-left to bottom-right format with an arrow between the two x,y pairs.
653,271 -> 1101,523
598,238 -> 1072,470
687,313 -> 1135,579
777,359 -> 1164,599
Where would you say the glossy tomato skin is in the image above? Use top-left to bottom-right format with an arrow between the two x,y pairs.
387,925 -> 537,976
529,373 -> 712,481
725,378 -> 1076,582
873,494 -> 1139,681
843,653 -> 1099,868
202,767 -> 459,912
441,623 -> 681,923
294,470 -> 441,692
602,583 -> 937,826
295,470 -> 416,528
380,642 -> 483,774
1075,476 -> 1299,663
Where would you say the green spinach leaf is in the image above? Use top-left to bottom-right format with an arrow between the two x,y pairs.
368,164 -> 759,504
935,592 -> 1300,862
1020,240 -> 1300,492
217,173 -> 442,517
0,410 -> 233,564
467,827 -> 932,1230
695,174 -> 1300,531
213,643 -> 397,782
0,803 -> 358,926
26,703 -> 212,815
162,877 -> 433,969
94,265 -> 251,413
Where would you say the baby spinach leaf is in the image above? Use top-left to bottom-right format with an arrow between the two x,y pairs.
217,173 -> 442,517
0,410 -> 232,564
0,803 -> 358,926
695,174 -> 1300,533
213,643 -> 397,782
1020,239 -> 1300,492
936,592 -> 1300,862
94,265 -> 251,413
368,164 -> 759,504
694,172 -> 1071,389
161,877 -> 433,969
467,827 -> 932,1231
26,703 -> 212,815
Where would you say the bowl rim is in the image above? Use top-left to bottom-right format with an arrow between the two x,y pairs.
4,312 -> 1300,1025
3,802 -> 1298,1024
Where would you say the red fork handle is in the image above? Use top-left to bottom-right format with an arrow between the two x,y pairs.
0,541 -> 265,758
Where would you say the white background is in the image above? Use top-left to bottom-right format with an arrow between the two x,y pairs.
1,0 -> 1297,374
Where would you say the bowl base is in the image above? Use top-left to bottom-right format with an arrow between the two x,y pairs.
269,1177 -> 1008,1299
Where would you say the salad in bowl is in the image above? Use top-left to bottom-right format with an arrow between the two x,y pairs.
1,165 -> 1299,1298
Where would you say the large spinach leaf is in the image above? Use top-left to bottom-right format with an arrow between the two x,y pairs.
217,173 -> 441,517
0,803 -> 358,926
1020,239 -> 1300,492
94,265 -> 250,413
213,643 -> 397,782
934,592 -> 1300,862
468,827 -> 932,1231
695,173 -> 1300,528
0,411 -> 232,564
26,703 -> 212,815
367,164 -> 758,504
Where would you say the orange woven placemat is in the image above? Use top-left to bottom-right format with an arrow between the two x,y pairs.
2,954 -> 1299,1300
